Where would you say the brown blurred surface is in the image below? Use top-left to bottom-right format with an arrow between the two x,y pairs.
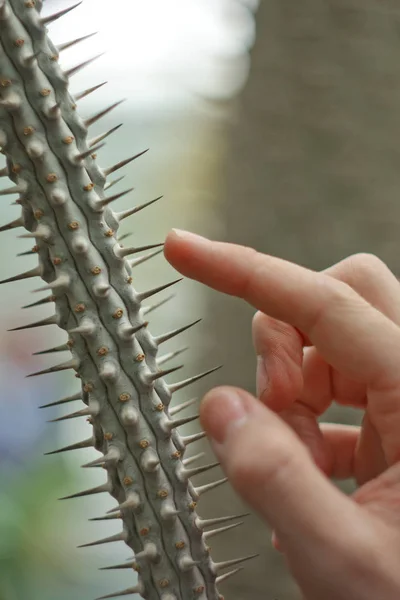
197,1 -> 400,599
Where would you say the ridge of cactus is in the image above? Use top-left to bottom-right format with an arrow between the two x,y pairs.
0,2 -> 257,599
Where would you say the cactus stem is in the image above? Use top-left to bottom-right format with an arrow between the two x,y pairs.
169,397 -> 198,416
116,195 -> 163,221
39,391 -> 82,409
88,123 -> 123,147
169,366 -> 222,394
59,482 -> 111,500
137,278 -> 182,303
213,553 -> 259,573
44,436 -> 93,455
27,358 -> 79,378
155,319 -> 202,345
57,32 -> 98,53
74,81 -> 107,102
8,314 -> 57,331
78,531 -> 127,549
40,2 -> 83,26
103,149 -> 148,177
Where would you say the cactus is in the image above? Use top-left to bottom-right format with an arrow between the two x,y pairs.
0,1 -> 257,599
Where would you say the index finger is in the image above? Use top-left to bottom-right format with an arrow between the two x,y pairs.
164,229 -> 400,390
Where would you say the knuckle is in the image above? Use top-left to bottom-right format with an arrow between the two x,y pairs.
346,252 -> 388,278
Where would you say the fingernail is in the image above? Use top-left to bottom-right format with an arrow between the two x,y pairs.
171,228 -> 208,243
256,355 -> 268,398
201,388 -> 249,444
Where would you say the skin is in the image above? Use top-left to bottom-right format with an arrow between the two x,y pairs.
164,228 -> 400,600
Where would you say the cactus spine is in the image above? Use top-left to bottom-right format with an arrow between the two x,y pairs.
0,1 -> 256,598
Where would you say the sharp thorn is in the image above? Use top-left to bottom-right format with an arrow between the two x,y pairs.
169,365 -> 222,394
195,477 -> 229,497
68,319 -> 96,336
18,224 -> 51,241
117,232 -> 133,243
8,314 -> 57,331
95,585 -> 143,600
96,187 -> 134,209
0,185 -> 24,196
216,568 -> 243,585
168,413 -> 199,430
64,53 -> 104,79
203,521 -> 243,540
129,248 -> 163,268
40,2 -> 82,26
169,397 -> 198,416
17,245 -> 40,257
99,561 -> 133,571
116,195 -> 163,221
22,295 -> 55,309
74,80 -> 107,101
182,431 -> 207,446
27,358 -> 79,379
84,100 -> 125,128
146,364 -> 183,384
137,278 -> 182,303
44,436 -> 93,455
106,493 -> 141,514
115,242 -> 164,260
104,175 -> 125,191
0,265 -> 41,285
33,342 -> 70,355
141,293 -> 175,316
214,553 -> 259,573
157,346 -> 188,366
32,274 -> 70,293
89,512 -> 121,522
182,452 -> 205,467
78,530 -> 126,549
59,482 -> 111,500
88,123 -> 123,147
47,406 -> 93,423
74,142 -> 105,162
103,149 -> 148,177
181,461 -> 220,481
198,512 -> 251,529
81,448 -> 120,468
155,319 -> 201,345
0,216 -> 23,232
39,391 -> 82,409
57,32 -> 97,52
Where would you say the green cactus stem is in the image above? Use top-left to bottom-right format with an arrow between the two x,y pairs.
0,1 -> 257,599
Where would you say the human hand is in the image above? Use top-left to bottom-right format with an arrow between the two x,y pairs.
164,229 -> 400,600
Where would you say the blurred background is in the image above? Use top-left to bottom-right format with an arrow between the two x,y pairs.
1,0 -> 400,599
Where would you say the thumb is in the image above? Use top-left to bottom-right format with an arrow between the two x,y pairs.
200,386 -> 362,554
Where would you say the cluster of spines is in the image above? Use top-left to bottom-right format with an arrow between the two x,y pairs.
0,2 -> 257,599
